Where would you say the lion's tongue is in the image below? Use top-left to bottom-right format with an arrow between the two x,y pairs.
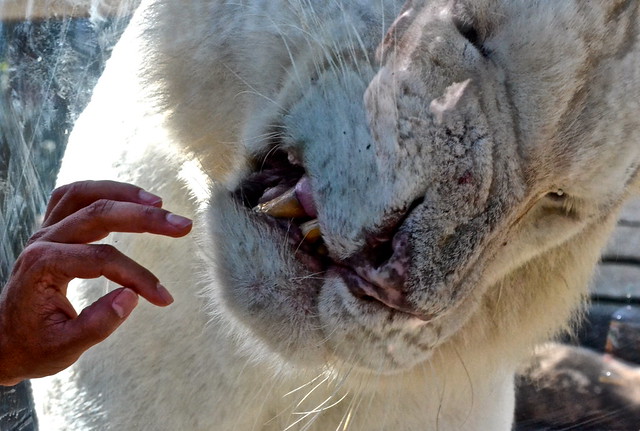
255,175 -> 317,218
293,176 -> 317,217
253,175 -> 321,243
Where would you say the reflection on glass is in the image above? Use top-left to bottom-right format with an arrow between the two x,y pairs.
0,2 -> 639,431
0,4 -> 134,429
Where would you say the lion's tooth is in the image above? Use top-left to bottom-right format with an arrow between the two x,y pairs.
315,243 -> 328,256
301,219 -> 322,242
254,187 -> 307,218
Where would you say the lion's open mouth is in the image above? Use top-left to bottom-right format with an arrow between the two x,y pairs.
234,148 -> 430,321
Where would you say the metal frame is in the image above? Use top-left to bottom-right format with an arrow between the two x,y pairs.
0,0 -> 136,21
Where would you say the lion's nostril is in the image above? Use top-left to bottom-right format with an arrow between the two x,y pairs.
370,240 -> 395,269
365,197 -> 424,248
452,15 -> 489,57
456,21 -> 479,45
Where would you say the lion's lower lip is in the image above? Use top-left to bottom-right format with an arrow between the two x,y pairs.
332,266 -> 432,321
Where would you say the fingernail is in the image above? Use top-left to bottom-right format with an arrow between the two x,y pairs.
166,213 -> 192,229
138,189 -> 163,206
112,288 -> 139,318
157,283 -> 174,305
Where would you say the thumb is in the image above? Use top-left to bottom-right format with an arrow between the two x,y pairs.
64,288 -> 139,352
109,288 -> 139,320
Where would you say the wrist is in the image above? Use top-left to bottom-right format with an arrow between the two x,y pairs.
0,347 -> 23,386
0,305 -> 23,386
0,373 -> 23,387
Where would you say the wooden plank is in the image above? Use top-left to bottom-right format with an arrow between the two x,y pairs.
0,0 -> 138,21
602,225 -> 640,261
597,197 -> 640,298
619,198 -> 640,225
593,263 -> 640,298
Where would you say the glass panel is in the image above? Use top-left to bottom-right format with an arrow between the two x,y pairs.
1,2 -> 638,430
0,4 -> 136,430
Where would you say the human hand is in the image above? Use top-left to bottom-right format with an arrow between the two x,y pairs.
0,180 -> 193,386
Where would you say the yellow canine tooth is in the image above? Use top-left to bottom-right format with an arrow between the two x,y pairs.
254,187 -> 307,218
301,219 -> 322,243
315,243 -> 328,256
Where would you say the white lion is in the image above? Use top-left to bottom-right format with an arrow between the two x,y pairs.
37,0 -> 639,430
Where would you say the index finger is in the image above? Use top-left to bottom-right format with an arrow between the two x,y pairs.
44,180 -> 163,227
39,200 -> 192,244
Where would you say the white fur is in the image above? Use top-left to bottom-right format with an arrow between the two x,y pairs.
36,0 -> 639,430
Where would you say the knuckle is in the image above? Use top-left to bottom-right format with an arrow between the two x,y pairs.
26,228 -> 48,246
70,180 -> 94,194
84,323 -> 112,344
15,243 -> 61,276
141,204 -> 161,220
18,242 -> 50,267
85,199 -> 115,219
56,181 -> 91,200
92,244 -> 119,262
49,184 -> 69,202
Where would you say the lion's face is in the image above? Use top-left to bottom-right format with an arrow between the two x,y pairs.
203,0 -> 640,372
